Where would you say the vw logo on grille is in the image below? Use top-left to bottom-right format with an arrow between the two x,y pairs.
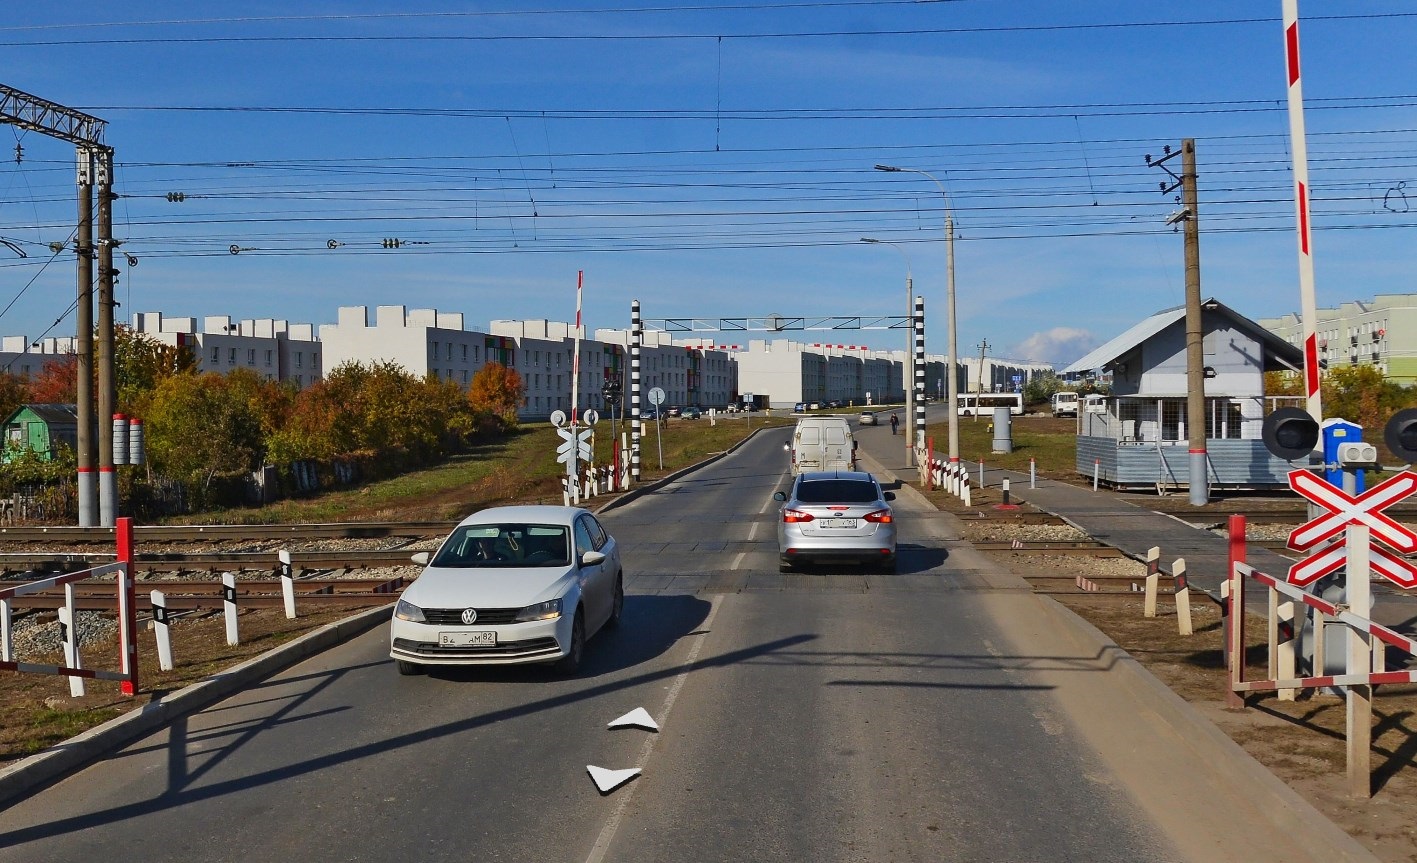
460,608 -> 478,625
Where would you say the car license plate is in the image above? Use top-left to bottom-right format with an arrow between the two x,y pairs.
821,517 -> 858,529
439,631 -> 496,647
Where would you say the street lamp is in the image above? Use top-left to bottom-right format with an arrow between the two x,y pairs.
875,164 -> 960,467
860,237 -> 915,467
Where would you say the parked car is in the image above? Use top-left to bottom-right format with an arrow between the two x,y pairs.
389,505 -> 624,675
666,406 -> 682,417
794,402 -> 808,413
682,406 -> 702,420
773,471 -> 896,573
858,412 -> 878,426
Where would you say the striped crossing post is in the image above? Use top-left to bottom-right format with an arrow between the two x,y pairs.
914,295 -> 926,471
631,300 -> 642,483
1283,0 -> 1322,426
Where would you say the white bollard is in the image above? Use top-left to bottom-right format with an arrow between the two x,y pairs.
1030,457 -> 1036,489
279,549 -> 297,620
1,597 -> 11,662
222,572 -> 240,646
151,589 -> 175,671
1173,559 -> 1193,636
1143,546 -> 1161,618
1278,601 -> 1296,701
60,583 -> 84,697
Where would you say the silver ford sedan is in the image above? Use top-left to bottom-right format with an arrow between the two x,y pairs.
389,505 -> 623,676
773,471 -> 897,573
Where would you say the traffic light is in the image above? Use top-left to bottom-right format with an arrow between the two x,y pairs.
1261,407 -> 1320,461
1386,408 -> 1417,463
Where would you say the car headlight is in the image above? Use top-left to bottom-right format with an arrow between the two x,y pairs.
393,598 -> 426,623
514,598 -> 563,622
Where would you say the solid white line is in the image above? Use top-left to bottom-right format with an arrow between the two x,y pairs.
583,595 -> 724,863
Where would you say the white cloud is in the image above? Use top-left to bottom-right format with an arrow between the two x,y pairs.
1008,327 -> 1098,367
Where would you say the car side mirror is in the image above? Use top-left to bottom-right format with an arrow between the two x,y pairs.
883,491 -> 896,501
411,551 -> 430,566
581,550 -> 607,567
772,491 -> 787,501
783,442 -> 790,451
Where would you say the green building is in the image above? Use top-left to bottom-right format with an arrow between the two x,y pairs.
2,403 -> 79,461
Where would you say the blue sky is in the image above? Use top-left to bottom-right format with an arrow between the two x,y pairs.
1,2 -> 1414,366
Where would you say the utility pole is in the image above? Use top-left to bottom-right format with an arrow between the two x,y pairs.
97,149 -> 118,526
1148,139 -> 1208,506
0,85 -> 112,526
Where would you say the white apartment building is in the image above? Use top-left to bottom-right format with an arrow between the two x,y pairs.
0,336 -> 78,378
1259,293 -> 1417,384
130,312 -> 322,387
320,305 -> 483,387
600,331 -> 736,410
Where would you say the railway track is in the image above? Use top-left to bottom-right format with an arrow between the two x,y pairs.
0,548 -> 423,577
0,521 -> 455,545
0,576 -> 409,611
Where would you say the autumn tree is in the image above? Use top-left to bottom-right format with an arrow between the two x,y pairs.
0,371 -> 30,423
27,355 -> 78,404
469,362 -> 524,430
143,372 -> 265,499
115,325 -> 198,409
1322,365 -> 1415,432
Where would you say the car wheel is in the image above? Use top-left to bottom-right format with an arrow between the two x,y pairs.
554,608 -> 586,675
606,574 -> 625,629
395,659 -> 425,676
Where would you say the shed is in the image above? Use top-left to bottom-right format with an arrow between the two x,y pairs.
2,403 -> 80,462
1061,299 -> 1303,492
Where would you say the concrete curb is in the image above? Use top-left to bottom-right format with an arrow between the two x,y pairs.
0,603 -> 393,809
1038,594 -> 1378,861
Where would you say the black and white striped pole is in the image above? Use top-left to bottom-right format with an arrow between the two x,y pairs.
914,295 -> 927,473
631,300 -> 642,484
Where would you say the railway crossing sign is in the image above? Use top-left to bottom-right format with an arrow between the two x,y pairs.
1285,469 -> 1417,588
555,427 -> 593,466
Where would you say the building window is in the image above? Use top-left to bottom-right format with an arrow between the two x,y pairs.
462,344 -> 468,361
265,350 -> 273,366
247,349 -> 256,365
211,347 -> 220,363
229,348 -> 237,364
296,352 -> 304,369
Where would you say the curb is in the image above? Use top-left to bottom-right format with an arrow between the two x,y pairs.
0,603 -> 393,809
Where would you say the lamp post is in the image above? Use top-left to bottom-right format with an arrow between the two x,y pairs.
861,237 -> 914,466
875,164 -> 959,467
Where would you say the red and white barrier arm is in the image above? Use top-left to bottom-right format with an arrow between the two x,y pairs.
0,562 -> 127,601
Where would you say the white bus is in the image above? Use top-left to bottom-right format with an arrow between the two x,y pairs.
957,392 -> 1024,417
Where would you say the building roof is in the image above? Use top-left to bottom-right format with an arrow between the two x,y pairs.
1061,298 -> 1303,376
4,403 -> 79,426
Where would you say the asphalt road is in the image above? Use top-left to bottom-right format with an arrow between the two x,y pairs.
0,418 -> 1360,862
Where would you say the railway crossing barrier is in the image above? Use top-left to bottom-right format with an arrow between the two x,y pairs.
1226,510 -> 1417,798
919,450 -> 971,507
0,517 -> 139,697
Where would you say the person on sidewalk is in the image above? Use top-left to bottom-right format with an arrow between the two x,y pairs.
890,413 -> 899,435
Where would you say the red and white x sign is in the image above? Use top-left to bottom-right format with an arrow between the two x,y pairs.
1287,539 -> 1417,588
1286,469 -> 1417,555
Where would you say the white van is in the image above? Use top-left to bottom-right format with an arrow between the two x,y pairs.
1051,391 -> 1079,418
786,416 -> 857,476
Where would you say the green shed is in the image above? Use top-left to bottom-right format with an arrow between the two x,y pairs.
3,403 -> 80,462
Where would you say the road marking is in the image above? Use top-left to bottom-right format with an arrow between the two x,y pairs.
583,595 -> 724,863
731,488 -> 780,570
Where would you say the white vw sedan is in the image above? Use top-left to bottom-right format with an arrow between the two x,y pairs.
389,505 -> 624,676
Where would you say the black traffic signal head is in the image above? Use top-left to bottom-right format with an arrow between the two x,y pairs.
1262,407 -> 1320,461
1386,408 -> 1417,463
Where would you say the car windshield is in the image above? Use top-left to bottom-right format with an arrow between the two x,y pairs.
429,523 -> 571,568
795,480 -> 879,504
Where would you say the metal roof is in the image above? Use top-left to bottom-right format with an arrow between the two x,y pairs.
1061,299 -> 1303,376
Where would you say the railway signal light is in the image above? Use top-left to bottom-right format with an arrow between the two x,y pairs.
1262,407 -> 1319,461
1386,408 -> 1417,463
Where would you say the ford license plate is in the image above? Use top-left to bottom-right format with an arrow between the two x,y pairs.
440,631 -> 496,647
822,517 -> 858,529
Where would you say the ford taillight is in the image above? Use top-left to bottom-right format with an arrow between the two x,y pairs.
863,509 -> 893,523
783,509 -> 814,523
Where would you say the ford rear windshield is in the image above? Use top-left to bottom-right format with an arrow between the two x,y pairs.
795,480 -> 877,503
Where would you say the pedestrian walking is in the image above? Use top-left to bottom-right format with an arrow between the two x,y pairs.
890,413 -> 899,435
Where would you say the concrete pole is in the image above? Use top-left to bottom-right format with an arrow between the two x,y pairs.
1181,139 -> 1209,506
630,300 -> 641,484
945,212 -> 960,466
75,148 -> 96,527
96,149 -> 117,527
